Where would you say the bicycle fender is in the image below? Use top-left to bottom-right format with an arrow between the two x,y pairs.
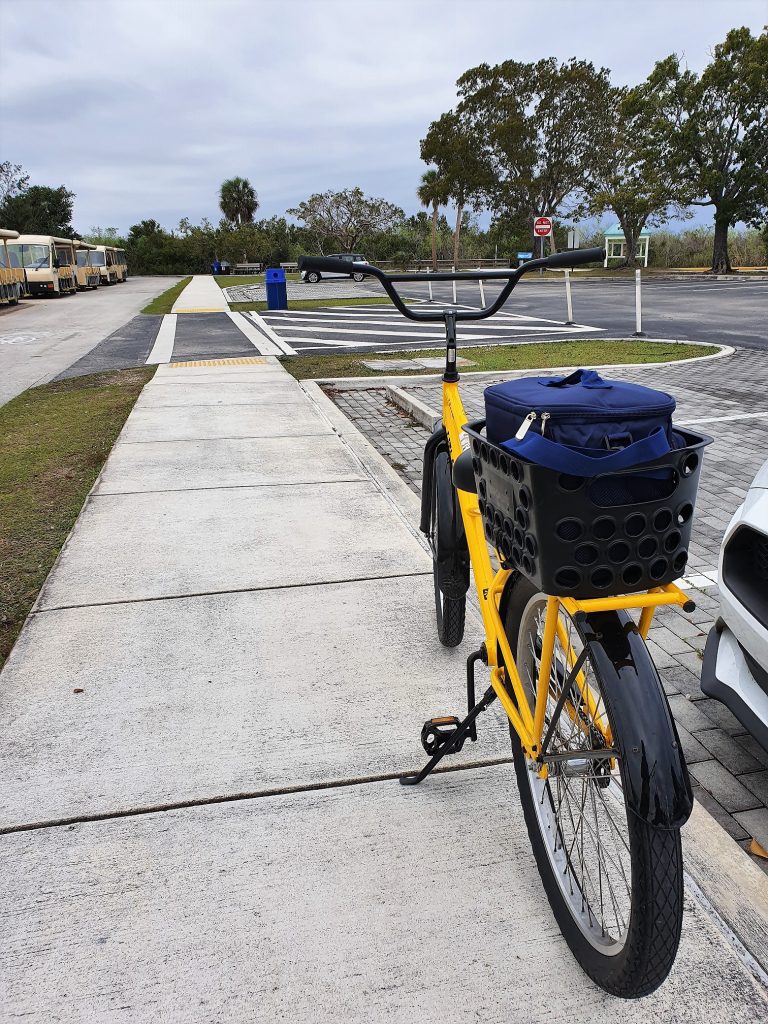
434,450 -> 470,599
581,610 -> 694,830
420,426 -> 447,536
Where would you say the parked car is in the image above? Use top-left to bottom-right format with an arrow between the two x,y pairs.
301,253 -> 366,284
701,458 -> 768,749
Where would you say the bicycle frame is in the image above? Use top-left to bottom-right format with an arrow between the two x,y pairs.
298,248 -> 695,773
441,376 -> 692,775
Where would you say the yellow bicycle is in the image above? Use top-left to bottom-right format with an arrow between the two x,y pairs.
299,252 -> 710,998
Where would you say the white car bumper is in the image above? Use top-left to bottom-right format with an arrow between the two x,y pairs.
701,482 -> 768,748
701,623 -> 768,749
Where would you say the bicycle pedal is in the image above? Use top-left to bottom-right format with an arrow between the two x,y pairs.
420,716 -> 465,756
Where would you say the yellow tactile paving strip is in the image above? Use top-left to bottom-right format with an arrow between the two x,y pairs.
167,357 -> 270,368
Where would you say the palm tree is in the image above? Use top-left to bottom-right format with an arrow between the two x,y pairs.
417,169 -> 448,271
219,177 -> 259,226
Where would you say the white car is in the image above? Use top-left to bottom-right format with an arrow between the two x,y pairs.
702,458 -> 768,749
301,253 -> 366,284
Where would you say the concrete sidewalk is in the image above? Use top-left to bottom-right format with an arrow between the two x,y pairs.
1,357 -> 767,1020
172,274 -> 230,312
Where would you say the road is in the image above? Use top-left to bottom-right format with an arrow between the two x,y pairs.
0,276 -> 179,407
400,276 -> 768,351
3,277 -> 765,386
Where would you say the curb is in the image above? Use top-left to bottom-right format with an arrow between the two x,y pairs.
385,385 -> 441,431
304,339 -> 735,389
383,346 -> 735,426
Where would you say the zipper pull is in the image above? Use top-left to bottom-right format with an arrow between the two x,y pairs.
515,411 -> 537,440
540,412 -> 550,436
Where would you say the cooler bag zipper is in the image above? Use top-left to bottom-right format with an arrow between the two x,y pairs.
511,404 -> 671,441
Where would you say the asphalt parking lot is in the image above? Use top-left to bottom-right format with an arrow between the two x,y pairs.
6,276 -> 760,380
0,276 -> 180,407
399,276 -> 768,351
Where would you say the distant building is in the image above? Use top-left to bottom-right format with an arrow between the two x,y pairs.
603,225 -> 650,267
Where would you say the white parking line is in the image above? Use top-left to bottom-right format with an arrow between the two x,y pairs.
226,312 -> 282,356
680,412 -> 768,425
146,314 -> 177,364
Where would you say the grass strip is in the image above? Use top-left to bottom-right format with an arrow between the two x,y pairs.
281,339 -> 719,381
141,276 -> 192,314
0,368 -> 154,666
228,295 -> 394,313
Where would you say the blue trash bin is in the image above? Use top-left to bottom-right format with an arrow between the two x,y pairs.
265,267 -> 288,310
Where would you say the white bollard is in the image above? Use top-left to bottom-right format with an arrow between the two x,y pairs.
633,268 -> 646,336
564,270 -> 575,325
452,266 -> 457,305
428,279 -> 433,303
479,279 -> 486,309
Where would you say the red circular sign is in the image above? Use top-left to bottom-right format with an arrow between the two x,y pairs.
534,216 -> 553,237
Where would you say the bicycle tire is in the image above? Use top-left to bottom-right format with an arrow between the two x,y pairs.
502,575 -> 684,997
431,450 -> 466,648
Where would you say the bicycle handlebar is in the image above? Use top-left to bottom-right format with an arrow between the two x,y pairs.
297,247 -> 605,323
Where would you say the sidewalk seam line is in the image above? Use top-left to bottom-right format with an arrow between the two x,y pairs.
33,571 -> 433,613
0,758 -> 515,836
93,478 -> 367,497
117,432 -> 334,445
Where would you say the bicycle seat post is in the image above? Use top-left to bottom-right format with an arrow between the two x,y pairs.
443,310 -> 459,383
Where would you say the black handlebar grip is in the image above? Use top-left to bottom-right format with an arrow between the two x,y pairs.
298,256 -> 369,275
543,246 -> 605,269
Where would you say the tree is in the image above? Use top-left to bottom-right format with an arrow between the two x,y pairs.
0,161 -> 29,205
643,28 -> 768,273
219,177 -> 259,226
0,185 -> 75,236
584,86 -> 692,267
420,111 -> 489,266
85,226 -> 121,244
417,169 -> 449,270
452,58 -> 612,253
128,219 -> 163,240
287,187 -> 404,251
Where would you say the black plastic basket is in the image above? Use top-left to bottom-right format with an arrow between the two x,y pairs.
463,419 -> 711,599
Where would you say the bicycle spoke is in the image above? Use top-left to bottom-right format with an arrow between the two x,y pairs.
520,595 -> 633,952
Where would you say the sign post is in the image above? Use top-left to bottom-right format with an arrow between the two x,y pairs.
633,269 -> 646,336
564,270 -> 575,326
534,216 -> 553,269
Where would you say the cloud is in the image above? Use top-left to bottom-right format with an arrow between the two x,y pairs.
1,0 -> 764,232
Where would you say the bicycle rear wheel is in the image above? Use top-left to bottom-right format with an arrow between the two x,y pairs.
503,576 -> 684,998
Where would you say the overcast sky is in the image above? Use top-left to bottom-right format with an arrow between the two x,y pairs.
1,0 -> 766,234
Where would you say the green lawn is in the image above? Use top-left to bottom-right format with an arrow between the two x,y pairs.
0,368 -> 155,666
228,295 -> 394,313
282,339 -> 719,381
141,276 -> 192,314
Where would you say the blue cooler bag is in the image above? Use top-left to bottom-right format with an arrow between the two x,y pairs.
485,369 -> 679,486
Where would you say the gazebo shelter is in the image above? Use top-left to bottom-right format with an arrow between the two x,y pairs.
603,225 -> 650,267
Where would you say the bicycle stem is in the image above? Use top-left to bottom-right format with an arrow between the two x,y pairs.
443,311 -> 459,383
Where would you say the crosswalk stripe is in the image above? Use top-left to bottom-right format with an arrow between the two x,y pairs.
245,310 -> 297,356
226,311 -> 282,356
262,314 -> 585,333
258,303 -> 601,352
146,314 -> 177,364
284,336 -> 377,348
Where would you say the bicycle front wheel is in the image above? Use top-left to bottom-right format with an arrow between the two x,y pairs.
430,449 -> 466,648
503,577 -> 684,998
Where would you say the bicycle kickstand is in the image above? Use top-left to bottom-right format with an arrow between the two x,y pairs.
400,648 -> 496,787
